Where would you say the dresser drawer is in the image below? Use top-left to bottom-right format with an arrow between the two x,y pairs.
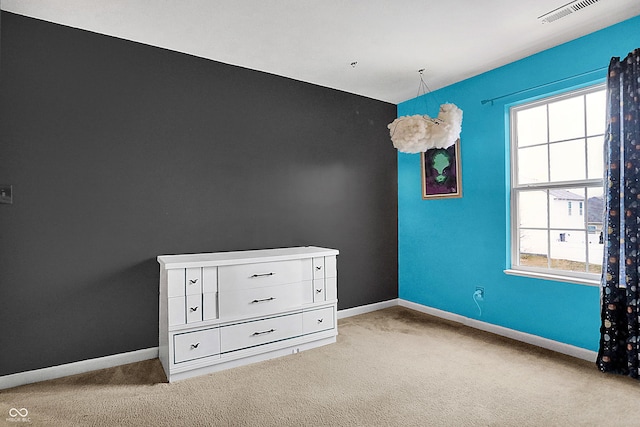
185,268 -> 202,295
312,279 -> 325,303
303,307 -> 334,335
218,260 -> 303,291
173,328 -> 220,364
220,281 -> 312,319
220,313 -> 303,353
313,257 -> 325,280
186,294 -> 202,324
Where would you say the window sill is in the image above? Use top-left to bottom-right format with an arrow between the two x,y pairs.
503,269 -> 600,287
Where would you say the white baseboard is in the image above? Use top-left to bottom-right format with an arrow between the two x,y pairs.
0,347 -> 158,390
1,298 -> 597,390
337,299 -> 399,319
1,300 -> 397,390
398,299 -> 597,362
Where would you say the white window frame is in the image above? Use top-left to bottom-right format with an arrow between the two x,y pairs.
506,83 -> 605,286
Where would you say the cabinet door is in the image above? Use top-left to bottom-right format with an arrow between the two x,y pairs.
202,267 -> 218,293
167,269 -> 185,298
325,256 -> 337,301
325,277 -> 337,302
325,256 -> 337,278
203,292 -> 218,321
168,297 -> 185,326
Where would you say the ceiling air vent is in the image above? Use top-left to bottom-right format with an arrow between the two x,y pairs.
538,0 -> 601,24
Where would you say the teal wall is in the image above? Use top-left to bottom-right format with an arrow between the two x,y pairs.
398,15 -> 640,352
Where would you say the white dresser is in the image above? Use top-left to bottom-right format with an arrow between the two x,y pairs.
157,246 -> 339,382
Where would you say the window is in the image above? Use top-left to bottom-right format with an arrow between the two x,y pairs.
510,84 -> 605,282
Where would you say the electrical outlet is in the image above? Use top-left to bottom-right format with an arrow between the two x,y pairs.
0,185 -> 12,204
474,286 -> 485,301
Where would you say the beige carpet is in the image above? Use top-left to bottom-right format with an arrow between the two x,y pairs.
1,306 -> 639,426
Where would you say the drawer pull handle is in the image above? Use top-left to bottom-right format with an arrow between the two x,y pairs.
316,289 -> 323,293
315,266 -> 323,270
189,279 -> 199,284
251,297 -> 276,304
317,318 -> 324,323
190,343 -> 200,349
189,306 -> 199,312
251,329 -> 276,337
250,272 -> 275,278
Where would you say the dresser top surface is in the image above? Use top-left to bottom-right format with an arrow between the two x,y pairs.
158,246 -> 339,269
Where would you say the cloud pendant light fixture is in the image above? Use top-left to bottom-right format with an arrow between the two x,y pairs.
388,70 -> 463,153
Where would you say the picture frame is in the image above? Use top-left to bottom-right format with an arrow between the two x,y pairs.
421,139 -> 462,199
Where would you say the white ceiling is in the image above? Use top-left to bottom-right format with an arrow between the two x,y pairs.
2,0 -> 639,104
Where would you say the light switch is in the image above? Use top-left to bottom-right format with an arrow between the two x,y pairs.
0,185 -> 13,204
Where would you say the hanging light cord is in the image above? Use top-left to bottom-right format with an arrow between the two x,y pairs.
417,69 -> 428,98
390,69 -> 444,138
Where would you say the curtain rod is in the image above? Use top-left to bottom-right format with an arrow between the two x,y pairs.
480,66 -> 607,106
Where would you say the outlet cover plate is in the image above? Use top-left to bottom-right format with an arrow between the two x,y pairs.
0,185 -> 12,204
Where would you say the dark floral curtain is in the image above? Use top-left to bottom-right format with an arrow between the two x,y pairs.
597,48 -> 640,377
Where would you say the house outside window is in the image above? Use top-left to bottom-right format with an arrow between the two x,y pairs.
509,84 -> 605,283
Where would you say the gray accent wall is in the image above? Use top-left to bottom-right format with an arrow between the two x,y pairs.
0,13 -> 398,376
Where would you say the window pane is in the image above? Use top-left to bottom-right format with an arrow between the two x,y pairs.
586,186 -> 604,228
519,229 -> 548,267
549,139 -> 586,182
550,229 -> 587,272
587,136 -> 604,179
516,105 -> 547,147
518,190 -> 548,228
549,188 -> 585,228
586,186 -> 605,273
549,96 -> 585,142
588,235 -> 604,274
586,90 -> 606,136
518,145 -> 548,184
